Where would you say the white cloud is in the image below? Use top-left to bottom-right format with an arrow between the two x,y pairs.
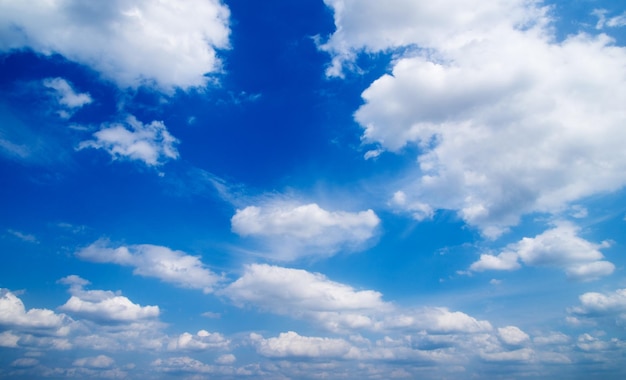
167,330 -> 230,351
569,288 -> 626,319
43,77 -> 92,114
73,355 -> 115,369
215,354 -> 236,365
11,358 -> 39,368
384,308 -> 492,334
469,222 -> 614,281
594,9 -> 626,29
250,331 -> 353,358
470,252 -> 521,272
321,0 -> 626,236
6,229 -> 38,243
231,201 -> 380,260
76,239 -> 220,293
222,264 -> 491,335
152,356 -> 215,374
58,275 -> 159,322
497,326 -> 530,346
0,289 -> 69,330
0,0 -> 230,91
78,115 -> 179,167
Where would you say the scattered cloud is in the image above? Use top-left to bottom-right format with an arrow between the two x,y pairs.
76,239 -> 220,293
250,331 -> 353,358
0,0 -> 231,91
594,9 -> 626,29
58,275 -> 159,323
77,115 -> 179,167
222,264 -> 491,334
73,355 -> 115,369
569,288 -> 626,325
321,0 -> 626,236
469,222 -> 614,281
0,289 -> 69,330
43,77 -> 92,118
167,330 -> 230,351
231,200 -> 380,260
6,229 -> 38,243
497,326 -> 530,346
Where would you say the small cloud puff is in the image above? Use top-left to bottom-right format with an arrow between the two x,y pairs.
231,200 -> 380,261
78,115 -> 179,167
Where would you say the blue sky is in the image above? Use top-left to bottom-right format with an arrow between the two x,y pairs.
1,0 -> 626,378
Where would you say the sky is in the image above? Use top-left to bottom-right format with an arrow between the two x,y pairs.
1,0 -> 626,379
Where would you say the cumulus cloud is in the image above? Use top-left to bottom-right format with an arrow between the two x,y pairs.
78,115 -> 179,167
0,0 -> 231,91
168,330 -> 230,351
569,288 -> 626,324
469,222 -> 614,281
497,326 -> 530,346
43,77 -> 92,118
250,331 -> 353,358
58,275 -> 159,323
321,0 -> 626,236
73,355 -> 115,369
0,289 -> 69,330
231,200 -> 380,260
222,264 -> 491,335
385,308 -> 492,334
76,239 -> 220,293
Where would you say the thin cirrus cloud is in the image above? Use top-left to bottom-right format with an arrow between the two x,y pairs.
76,239 -> 221,293
231,200 -> 380,261
0,0 -> 231,91
77,115 -> 179,167
468,222 -> 615,281
320,0 -> 626,237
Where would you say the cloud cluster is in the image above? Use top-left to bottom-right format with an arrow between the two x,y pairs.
231,200 -> 380,260
78,115 -> 179,167
0,0 -> 231,90
569,288 -> 626,326
322,0 -> 626,236
469,222 -> 614,281
76,239 -> 221,293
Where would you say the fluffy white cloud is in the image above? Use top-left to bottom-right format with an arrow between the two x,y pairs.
223,263 -> 387,312
250,331 -> 354,358
569,288 -> 626,321
73,355 -> 115,369
215,354 -> 236,365
168,330 -> 230,351
231,201 -> 380,260
0,0 -> 230,91
0,289 -> 69,330
43,77 -> 92,110
222,264 -> 492,335
58,275 -> 159,322
469,222 -> 614,281
385,308 -> 492,334
78,115 -> 179,167
76,239 -> 220,293
322,0 -> 626,236
498,326 -> 530,346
